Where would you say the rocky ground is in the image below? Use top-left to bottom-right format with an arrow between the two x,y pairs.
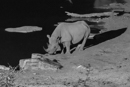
1,33 -> 130,87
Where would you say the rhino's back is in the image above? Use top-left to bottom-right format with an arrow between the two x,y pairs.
51,21 -> 88,44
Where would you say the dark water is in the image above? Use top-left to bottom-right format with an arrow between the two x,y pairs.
0,0 -> 122,67
0,2 -> 65,66
0,0 -> 94,67
0,14 -> 69,66
0,28 -> 47,66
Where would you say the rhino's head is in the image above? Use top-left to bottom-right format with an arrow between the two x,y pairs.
44,35 -> 61,54
46,43 -> 61,54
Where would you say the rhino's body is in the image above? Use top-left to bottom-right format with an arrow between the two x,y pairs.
46,21 -> 90,54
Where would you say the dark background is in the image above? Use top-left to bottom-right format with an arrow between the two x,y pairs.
0,0 -> 126,67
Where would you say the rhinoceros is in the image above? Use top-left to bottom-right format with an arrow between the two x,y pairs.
45,21 -> 91,54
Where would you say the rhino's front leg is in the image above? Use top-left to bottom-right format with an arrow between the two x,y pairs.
63,41 -> 71,54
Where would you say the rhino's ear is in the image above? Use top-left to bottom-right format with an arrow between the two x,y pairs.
47,35 -> 51,43
47,34 -> 50,39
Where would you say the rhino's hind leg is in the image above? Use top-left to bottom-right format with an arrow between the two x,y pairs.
78,36 -> 87,51
75,44 -> 82,51
79,26 -> 90,51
